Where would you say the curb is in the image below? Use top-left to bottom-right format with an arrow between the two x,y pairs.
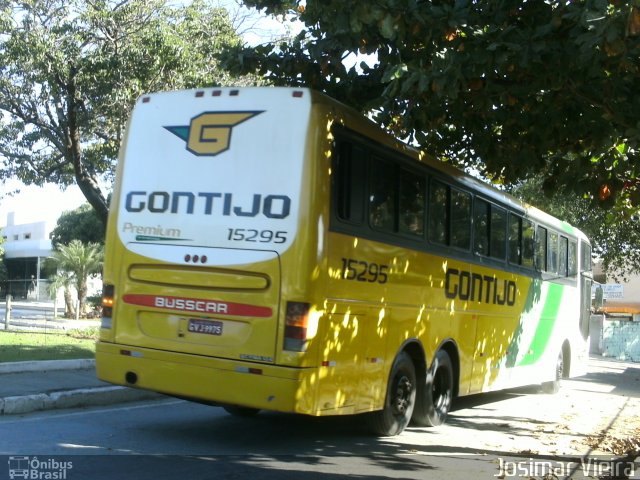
0,358 -> 96,374
0,359 -> 165,415
0,386 -> 163,415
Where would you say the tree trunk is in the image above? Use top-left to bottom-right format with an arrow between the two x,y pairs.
77,279 -> 88,318
76,172 -> 109,228
66,72 -> 109,228
63,287 -> 75,319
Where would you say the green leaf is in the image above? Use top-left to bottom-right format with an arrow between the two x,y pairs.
379,13 -> 397,40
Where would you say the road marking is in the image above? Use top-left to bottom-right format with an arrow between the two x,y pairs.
0,398 -> 184,424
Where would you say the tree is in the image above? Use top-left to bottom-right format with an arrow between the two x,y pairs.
47,270 -> 76,319
231,0 -> 640,214
0,0 -> 256,227
51,204 -> 106,248
50,240 -> 103,317
0,230 -> 6,284
508,176 -> 640,279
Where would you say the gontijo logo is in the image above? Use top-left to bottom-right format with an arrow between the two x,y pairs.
164,111 -> 263,156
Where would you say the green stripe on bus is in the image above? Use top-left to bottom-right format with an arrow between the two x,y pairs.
559,222 -> 577,236
517,282 -> 564,366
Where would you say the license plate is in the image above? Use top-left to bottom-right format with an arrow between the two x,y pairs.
188,319 -> 223,336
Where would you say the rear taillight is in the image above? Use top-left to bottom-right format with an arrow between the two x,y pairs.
102,284 -> 114,329
283,301 -> 310,352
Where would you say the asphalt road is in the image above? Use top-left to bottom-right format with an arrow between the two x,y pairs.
0,306 -> 53,320
0,399 -> 557,480
1,357 -> 639,479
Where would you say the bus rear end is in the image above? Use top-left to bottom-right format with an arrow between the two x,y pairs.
96,87 -> 316,413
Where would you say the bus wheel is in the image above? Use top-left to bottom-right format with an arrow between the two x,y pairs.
412,349 -> 454,427
222,405 -> 261,417
366,351 -> 416,436
541,350 -> 564,394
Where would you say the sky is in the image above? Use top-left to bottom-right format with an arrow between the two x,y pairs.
0,179 -> 86,227
0,2 -> 373,229
0,1 -> 296,229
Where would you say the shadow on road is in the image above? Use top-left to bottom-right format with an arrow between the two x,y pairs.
571,359 -> 640,398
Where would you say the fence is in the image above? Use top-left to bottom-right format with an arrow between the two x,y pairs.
0,279 -> 55,302
590,314 -> 640,362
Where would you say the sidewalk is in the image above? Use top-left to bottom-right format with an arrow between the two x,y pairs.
0,300 -> 162,415
0,359 -> 162,415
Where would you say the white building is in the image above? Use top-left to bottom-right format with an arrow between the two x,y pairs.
593,262 -> 640,320
1,212 -> 55,300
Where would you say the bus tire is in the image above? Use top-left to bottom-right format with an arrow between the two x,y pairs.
222,405 -> 261,417
412,349 -> 454,427
366,351 -> 416,436
541,350 -> 564,394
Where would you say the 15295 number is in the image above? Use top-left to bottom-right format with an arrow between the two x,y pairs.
227,228 -> 287,244
340,258 -> 389,284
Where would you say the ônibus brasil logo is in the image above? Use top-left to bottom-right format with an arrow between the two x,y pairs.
8,456 -> 73,479
164,111 -> 263,157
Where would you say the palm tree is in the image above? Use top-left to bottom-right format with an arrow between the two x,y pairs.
47,270 -> 76,318
50,240 -> 103,317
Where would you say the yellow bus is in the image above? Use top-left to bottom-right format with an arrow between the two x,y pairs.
96,87 -> 592,436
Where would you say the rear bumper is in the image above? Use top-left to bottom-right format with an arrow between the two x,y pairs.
95,341 -> 317,414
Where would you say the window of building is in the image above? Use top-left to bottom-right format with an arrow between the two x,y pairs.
23,233 -> 31,240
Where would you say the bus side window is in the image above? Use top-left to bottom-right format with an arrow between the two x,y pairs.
473,198 -> 489,256
429,179 -> 449,245
490,206 -> 507,260
581,241 -> 592,272
536,226 -> 547,271
369,156 -> 397,232
508,213 -> 522,265
559,236 -> 569,277
568,240 -> 578,276
522,219 -> 535,268
399,169 -> 425,237
335,141 -> 365,224
450,188 -> 471,250
547,231 -> 559,274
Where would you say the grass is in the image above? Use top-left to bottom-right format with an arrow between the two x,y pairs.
0,327 -> 99,363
